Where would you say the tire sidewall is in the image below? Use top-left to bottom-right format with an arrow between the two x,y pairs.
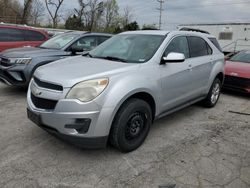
207,78 -> 222,107
114,99 -> 152,152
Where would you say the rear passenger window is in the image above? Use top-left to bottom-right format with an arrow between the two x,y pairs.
207,43 -> 213,55
0,28 -> 25,42
24,30 -> 45,41
164,36 -> 190,58
188,36 -> 211,57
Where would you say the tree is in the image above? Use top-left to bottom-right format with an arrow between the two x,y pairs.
30,0 -> 45,25
65,14 -> 84,30
74,0 -> 104,31
122,6 -> 133,26
142,24 -> 158,30
45,0 -> 65,28
123,21 -> 139,31
103,0 -> 118,29
0,0 -> 22,23
21,0 -> 33,24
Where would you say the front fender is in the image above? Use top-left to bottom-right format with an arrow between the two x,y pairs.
94,71 -> 161,135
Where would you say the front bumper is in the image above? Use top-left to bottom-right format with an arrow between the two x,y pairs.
27,108 -> 108,148
27,81 -> 114,148
223,75 -> 250,93
0,64 -> 28,87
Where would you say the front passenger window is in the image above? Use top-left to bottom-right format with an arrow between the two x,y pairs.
164,36 -> 189,58
72,36 -> 97,51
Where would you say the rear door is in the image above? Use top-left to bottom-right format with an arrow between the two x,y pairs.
187,36 -> 213,97
24,30 -> 47,47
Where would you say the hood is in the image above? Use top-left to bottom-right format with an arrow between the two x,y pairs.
225,60 -> 250,79
35,56 -> 139,88
1,47 -> 69,58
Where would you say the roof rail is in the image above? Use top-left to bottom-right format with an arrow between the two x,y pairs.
179,27 -> 210,34
0,22 -> 35,28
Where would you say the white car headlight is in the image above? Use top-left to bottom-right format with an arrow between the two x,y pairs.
66,78 -> 109,102
9,58 -> 32,64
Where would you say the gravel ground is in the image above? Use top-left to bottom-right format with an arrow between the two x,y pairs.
0,83 -> 249,188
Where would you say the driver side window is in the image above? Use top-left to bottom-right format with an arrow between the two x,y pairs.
164,36 -> 190,58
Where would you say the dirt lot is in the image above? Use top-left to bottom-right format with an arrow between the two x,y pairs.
0,82 -> 249,188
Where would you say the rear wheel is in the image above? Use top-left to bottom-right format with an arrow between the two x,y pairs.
202,78 -> 222,108
109,99 -> 152,153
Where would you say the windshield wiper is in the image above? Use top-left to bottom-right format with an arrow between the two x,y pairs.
102,56 -> 127,62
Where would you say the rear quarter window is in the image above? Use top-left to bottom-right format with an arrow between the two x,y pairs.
209,38 -> 223,52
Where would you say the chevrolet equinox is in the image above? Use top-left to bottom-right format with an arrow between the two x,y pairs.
27,30 -> 224,152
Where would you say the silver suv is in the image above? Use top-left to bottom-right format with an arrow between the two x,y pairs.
27,30 -> 224,152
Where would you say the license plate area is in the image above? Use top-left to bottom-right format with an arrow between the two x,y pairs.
27,109 -> 41,126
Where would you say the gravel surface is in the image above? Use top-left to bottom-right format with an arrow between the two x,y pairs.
0,83 -> 249,188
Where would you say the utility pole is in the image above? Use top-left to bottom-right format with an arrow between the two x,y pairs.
157,0 -> 164,30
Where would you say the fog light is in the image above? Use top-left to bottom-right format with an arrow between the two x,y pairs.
65,118 -> 91,133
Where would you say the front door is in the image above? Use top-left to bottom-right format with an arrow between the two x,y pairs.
160,36 -> 194,112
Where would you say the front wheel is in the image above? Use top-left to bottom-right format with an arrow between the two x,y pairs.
109,99 -> 152,153
202,78 -> 222,108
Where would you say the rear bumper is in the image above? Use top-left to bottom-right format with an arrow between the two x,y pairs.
223,75 -> 250,93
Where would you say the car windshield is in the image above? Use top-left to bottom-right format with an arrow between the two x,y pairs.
40,33 -> 78,50
89,34 -> 165,63
230,51 -> 250,63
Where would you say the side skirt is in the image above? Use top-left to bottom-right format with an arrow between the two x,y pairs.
156,96 -> 206,120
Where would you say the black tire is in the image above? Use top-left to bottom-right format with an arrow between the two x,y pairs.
109,98 -> 152,153
202,78 -> 222,108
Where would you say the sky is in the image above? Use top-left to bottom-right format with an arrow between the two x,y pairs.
31,0 -> 250,30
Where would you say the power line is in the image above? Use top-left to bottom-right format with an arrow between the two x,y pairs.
156,0 -> 164,30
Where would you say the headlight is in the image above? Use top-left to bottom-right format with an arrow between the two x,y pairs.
9,58 -> 32,64
66,78 -> 109,102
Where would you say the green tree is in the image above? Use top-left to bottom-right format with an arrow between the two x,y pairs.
123,21 -> 139,31
65,14 -> 84,30
142,24 -> 158,30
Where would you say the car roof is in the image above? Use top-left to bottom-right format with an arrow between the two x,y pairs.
121,30 -> 169,36
60,31 -> 113,37
120,30 -> 215,38
0,23 -> 43,32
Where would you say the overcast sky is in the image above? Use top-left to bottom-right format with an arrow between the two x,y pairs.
49,0 -> 250,30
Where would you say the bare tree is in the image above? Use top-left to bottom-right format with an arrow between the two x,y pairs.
30,0 -> 45,25
74,0 -> 103,31
104,0 -> 118,29
21,0 -> 33,24
122,6 -> 133,26
45,0 -> 64,28
88,0 -> 104,31
0,0 -> 22,23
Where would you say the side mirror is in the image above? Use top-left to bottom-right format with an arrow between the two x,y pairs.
161,52 -> 185,64
70,46 -> 84,55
